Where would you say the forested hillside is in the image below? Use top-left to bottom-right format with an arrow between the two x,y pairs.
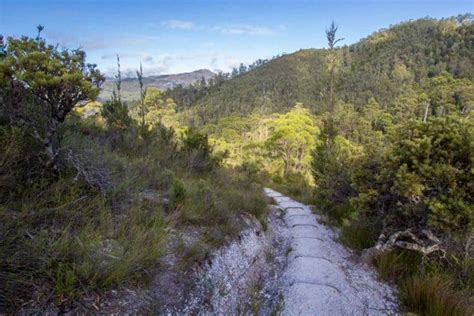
166,15 -> 473,123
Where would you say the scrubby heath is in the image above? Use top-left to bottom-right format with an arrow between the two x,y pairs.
0,30 -> 265,312
0,15 -> 473,315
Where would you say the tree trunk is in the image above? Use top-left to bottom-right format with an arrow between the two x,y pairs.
329,65 -> 335,113
44,137 -> 59,171
283,158 -> 290,178
39,118 -> 61,171
423,102 -> 430,122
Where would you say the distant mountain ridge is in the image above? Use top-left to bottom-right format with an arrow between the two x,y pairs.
99,69 -> 215,101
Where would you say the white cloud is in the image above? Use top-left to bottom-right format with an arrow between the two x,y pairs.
101,53 -> 153,61
159,20 -> 278,36
215,25 -> 277,36
162,19 -> 195,30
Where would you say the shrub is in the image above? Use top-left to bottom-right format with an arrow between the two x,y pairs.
181,128 -> 218,173
170,178 -> 186,208
355,116 -> 473,239
311,134 -> 362,222
0,29 -> 104,169
101,96 -> 133,131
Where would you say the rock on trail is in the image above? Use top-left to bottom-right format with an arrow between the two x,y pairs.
265,188 -> 399,315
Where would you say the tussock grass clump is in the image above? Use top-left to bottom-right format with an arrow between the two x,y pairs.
177,168 -> 267,239
373,250 -> 422,281
339,220 -> 378,252
372,250 -> 473,316
401,274 -> 472,316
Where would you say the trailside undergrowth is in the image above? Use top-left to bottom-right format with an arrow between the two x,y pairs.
0,32 -> 266,312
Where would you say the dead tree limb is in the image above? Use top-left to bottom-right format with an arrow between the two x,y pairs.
362,229 -> 446,262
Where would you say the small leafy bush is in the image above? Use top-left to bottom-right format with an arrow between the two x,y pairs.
170,178 -> 186,208
101,96 -> 133,131
181,128 -> 219,173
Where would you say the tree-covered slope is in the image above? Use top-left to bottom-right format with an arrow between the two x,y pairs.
172,15 -> 473,122
341,15 -> 473,106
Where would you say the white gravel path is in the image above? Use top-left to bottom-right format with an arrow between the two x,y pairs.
264,188 -> 399,315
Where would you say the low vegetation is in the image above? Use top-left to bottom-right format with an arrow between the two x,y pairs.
373,250 -> 473,315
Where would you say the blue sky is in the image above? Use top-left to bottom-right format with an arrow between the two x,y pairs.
1,0 -> 472,76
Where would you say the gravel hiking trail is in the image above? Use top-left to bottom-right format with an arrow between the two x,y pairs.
264,188 -> 399,315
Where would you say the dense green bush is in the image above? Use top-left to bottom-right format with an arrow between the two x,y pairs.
311,133 -> 362,223
356,116 -> 473,239
181,128 -> 219,173
101,94 -> 133,131
310,114 -> 473,315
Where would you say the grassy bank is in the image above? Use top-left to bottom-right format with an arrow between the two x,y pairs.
0,116 -> 266,312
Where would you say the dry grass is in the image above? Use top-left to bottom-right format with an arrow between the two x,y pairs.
373,250 -> 473,316
339,220 -> 378,252
401,274 -> 473,316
